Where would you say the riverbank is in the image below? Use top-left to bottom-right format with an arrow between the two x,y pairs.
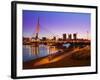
23,46 -> 90,69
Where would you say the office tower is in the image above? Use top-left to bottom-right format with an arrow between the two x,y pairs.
73,33 -> 77,39
63,33 -> 66,40
68,34 -> 72,39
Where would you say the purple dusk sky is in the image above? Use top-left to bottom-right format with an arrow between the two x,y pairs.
23,10 -> 91,39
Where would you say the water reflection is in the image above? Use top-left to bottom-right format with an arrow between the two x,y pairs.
23,43 -> 71,62
23,44 -> 59,62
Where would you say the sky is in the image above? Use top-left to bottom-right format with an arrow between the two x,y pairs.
23,10 -> 91,39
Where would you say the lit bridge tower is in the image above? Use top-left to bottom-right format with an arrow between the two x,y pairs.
35,17 -> 40,40
30,17 -> 40,56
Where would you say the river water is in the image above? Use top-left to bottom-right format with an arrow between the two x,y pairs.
23,44 -> 70,62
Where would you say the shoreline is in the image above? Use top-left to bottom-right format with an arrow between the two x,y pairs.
23,46 -> 90,69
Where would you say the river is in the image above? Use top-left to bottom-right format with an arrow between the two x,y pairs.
23,43 -> 70,62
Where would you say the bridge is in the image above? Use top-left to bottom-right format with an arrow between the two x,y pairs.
23,39 -> 90,46
23,17 -> 90,46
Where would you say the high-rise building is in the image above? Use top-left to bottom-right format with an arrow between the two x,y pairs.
73,33 -> 77,39
68,34 -> 72,39
63,33 -> 67,40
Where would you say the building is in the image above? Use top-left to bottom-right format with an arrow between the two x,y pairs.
53,36 -> 56,40
73,33 -> 77,39
63,33 -> 67,40
68,34 -> 72,39
58,38 -> 63,41
23,37 -> 30,43
41,37 -> 47,41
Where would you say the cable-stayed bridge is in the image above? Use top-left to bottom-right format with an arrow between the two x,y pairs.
23,18 -> 90,46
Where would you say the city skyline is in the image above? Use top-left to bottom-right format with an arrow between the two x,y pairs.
23,10 -> 91,39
